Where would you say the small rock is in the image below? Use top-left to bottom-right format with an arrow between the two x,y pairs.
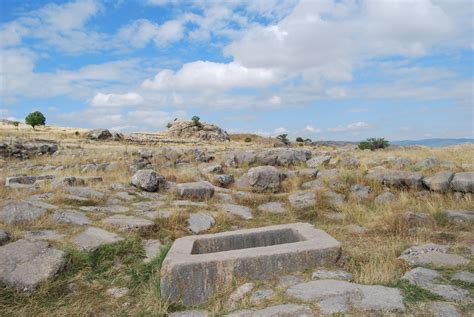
188,212 -> 215,234
249,289 -> 274,303
235,166 -> 283,193
203,164 -> 223,174
219,204 -> 253,220
0,200 -> 48,225
451,271 -> 474,284
102,215 -> 154,231
312,270 -> 352,281
73,227 -> 123,251
351,184 -> 371,199
0,229 -> 11,245
399,244 -> 469,267
106,287 -> 129,298
340,157 -> 360,168
450,172 -> 473,193
323,190 -> 345,208
131,169 -> 166,192
427,302 -> 460,317
52,209 -> 90,226
176,181 -> 215,200
214,174 -> 234,187
374,191 -> 396,204
306,155 -> 331,168
401,212 -> 433,227
277,275 -> 304,288
226,282 -> 255,310
88,128 -> 112,140
257,201 -> 286,214
288,191 -> 316,210
224,304 -> 313,317
317,169 -> 338,179
445,210 -> 474,225
415,157 -> 439,170
301,179 -> 325,190
143,239 -> 163,263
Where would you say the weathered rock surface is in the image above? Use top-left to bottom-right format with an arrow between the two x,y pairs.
214,174 -> 234,187
401,212 -> 433,227
312,270 -> 352,281
23,230 -> 65,241
367,169 -> 423,189
257,201 -> 285,214
0,139 -> 58,159
225,304 -> 314,317
277,275 -> 304,288
131,169 -> 166,192
351,184 -> 371,199
451,271 -> 474,284
188,212 -> 215,234
427,302 -> 461,317
445,210 -> 474,225
398,244 -> 469,267
235,166 -> 283,193
73,227 -> 123,251
52,209 -> 90,225
450,172 -> 473,193
288,192 -> 316,210
176,181 -> 215,200
102,215 -> 154,231
249,289 -> 274,303
374,191 -> 396,204
301,179 -> 325,190
167,120 -> 230,142
306,155 -> 331,168
219,204 -> 253,219
0,200 -> 48,225
143,239 -> 163,263
203,164 -> 223,174
0,239 -> 65,291
0,229 -> 10,245
226,282 -> 255,310
170,310 -> 209,317
423,172 -> 454,192
88,128 -> 112,140
402,267 -> 469,302
287,279 -> 405,314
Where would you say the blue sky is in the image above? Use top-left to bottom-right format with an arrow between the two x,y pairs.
0,0 -> 472,141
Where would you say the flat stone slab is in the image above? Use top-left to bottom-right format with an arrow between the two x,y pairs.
445,210 -> 474,225
73,227 -> 123,251
175,181 -> 215,201
23,230 -> 66,241
226,282 -> 255,310
402,267 -> 469,302
143,239 -> 163,263
257,202 -> 286,214
102,215 -> 154,231
0,239 -> 65,291
225,304 -> 314,317
398,244 -> 469,267
169,310 -> 209,317
161,223 -> 341,306
52,209 -> 90,225
427,302 -> 461,317
288,192 -> 316,210
0,200 -> 48,225
287,279 -> 405,314
277,275 -> 304,288
312,269 -> 352,281
219,204 -> 253,220
451,271 -> 474,284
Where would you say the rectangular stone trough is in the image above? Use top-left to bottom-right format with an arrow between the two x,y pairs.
160,223 -> 341,306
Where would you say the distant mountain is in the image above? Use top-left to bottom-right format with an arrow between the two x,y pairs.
391,138 -> 474,147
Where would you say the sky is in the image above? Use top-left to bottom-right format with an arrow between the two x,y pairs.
0,0 -> 473,141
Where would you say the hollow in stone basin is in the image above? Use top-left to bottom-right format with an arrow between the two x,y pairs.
160,223 -> 341,306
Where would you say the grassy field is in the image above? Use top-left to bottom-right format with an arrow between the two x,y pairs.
0,123 -> 473,316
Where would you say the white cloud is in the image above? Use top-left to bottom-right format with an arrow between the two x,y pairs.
274,127 -> 287,134
115,19 -> 184,49
328,121 -> 371,133
90,92 -> 144,107
268,95 -> 281,105
142,61 -> 276,91
304,125 -> 322,133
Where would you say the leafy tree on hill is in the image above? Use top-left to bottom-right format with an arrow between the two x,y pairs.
359,138 -> 389,150
25,111 -> 46,130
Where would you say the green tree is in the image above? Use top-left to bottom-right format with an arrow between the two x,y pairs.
296,137 -> 304,142
358,138 -> 389,150
191,115 -> 202,129
25,111 -> 46,130
244,137 -> 252,143
277,134 -> 290,145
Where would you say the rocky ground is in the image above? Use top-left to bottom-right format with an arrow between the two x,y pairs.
0,122 -> 473,316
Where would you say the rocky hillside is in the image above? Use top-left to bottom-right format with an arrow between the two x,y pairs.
166,119 -> 230,142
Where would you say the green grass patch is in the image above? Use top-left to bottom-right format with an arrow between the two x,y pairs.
391,280 -> 442,303
433,210 -> 448,226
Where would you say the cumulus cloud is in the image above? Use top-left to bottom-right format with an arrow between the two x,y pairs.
115,19 -> 184,49
274,127 -> 287,134
328,121 -> 371,133
142,61 -> 276,91
90,92 -> 144,107
304,125 -> 322,133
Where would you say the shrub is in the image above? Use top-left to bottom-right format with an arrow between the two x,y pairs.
277,134 -> 290,145
358,138 -> 389,150
25,111 -> 46,130
74,131 -> 80,136
166,122 -> 173,129
191,116 -> 202,129
12,121 -> 19,128
296,137 -> 304,142
244,137 -> 252,143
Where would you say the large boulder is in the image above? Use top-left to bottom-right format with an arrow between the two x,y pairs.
88,128 -> 112,140
423,172 -> 454,192
0,200 -> 49,225
235,166 -> 283,193
175,181 -> 215,200
367,169 -> 423,189
131,169 -> 166,192
450,172 -> 473,193
0,239 -> 65,291
167,120 -> 230,142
